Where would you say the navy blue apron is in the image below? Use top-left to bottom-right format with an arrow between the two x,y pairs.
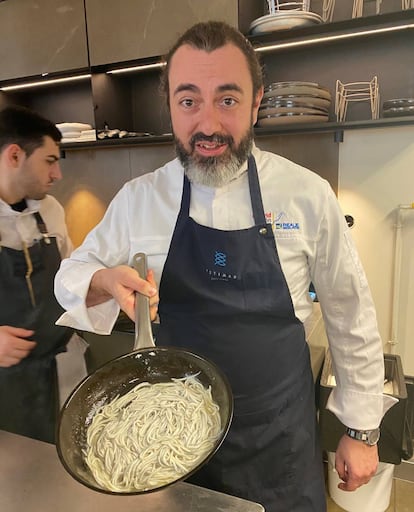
157,156 -> 326,511
0,212 -> 72,443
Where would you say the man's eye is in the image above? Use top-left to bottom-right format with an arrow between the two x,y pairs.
222,97 -> 237,107
180,98 -> 195,108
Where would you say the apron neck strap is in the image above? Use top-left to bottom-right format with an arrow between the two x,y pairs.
33,212 -> 51,244
247,155 -> 267,226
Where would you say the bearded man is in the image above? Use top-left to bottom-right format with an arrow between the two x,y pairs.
54,21 -> 393,512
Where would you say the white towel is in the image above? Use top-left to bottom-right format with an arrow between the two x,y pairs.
57,122 -> 93,134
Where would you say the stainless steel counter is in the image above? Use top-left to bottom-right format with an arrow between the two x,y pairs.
0,430 -> 264,512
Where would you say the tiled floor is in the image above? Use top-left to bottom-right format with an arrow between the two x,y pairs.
326,473 -> 414,511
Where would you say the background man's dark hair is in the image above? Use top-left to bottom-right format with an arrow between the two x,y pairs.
161,21 -> 263,107
0,105 -> 62,157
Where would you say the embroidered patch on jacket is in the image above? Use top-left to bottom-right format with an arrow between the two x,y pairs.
267,211 -> 301,237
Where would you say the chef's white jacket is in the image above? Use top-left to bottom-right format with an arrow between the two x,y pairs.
0,195 -> 72,257
54,145 -> 396,430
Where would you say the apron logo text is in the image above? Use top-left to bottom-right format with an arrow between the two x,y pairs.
205,268 -> 239,281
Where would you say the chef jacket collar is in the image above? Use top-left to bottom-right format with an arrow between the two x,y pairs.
0,196 -> 41,215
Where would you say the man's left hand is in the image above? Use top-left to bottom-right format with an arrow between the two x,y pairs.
334,434 -> 379,491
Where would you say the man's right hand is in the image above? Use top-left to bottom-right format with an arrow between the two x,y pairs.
0,326 -> 37,367
85,265 -> 159,322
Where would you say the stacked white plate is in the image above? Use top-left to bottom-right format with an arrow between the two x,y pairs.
257,81 -> 331,127
382,98 -> 414,118
249,10 -> 323,35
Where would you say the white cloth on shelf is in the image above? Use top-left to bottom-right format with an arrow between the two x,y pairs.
61,129 -> 96,144
60,131 -> 82,138
56,122 -> 93,134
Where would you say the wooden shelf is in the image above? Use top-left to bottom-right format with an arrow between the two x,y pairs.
61,133 -> 173,152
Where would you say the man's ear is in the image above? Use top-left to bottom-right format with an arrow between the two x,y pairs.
4,143 -> 24,168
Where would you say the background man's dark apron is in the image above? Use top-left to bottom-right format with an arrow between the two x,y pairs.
0,212 -> 72,443
158,157 -> 326,511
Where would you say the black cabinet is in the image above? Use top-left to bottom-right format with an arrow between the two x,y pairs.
0,0 -> 89,82
4,80 -> 95,128
85,0 -> 262,65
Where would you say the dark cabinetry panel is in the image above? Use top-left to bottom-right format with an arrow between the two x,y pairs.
8,81 -> 95,127
91,70 -> 171,134
0,0 -> 89,81
85,0 -> 241,66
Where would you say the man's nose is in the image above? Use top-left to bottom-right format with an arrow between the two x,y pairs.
197,104 -> 222,135
51,162 -> 63,181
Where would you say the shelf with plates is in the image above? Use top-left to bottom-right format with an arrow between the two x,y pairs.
60,133 -> 173,153
247,8 -> 414,50
249,7 -> 414,137
59,115 -> 414,154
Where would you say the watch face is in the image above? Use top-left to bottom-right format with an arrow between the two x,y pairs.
367,429 -> 380,445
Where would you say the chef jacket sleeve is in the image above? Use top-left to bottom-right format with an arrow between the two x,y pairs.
54,185 -> 132,334
309,181 -> 397,430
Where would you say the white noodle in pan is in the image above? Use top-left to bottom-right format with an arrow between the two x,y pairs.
84,375 -> 222,492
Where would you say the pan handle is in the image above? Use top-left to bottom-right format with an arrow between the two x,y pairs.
132,252 -> 156,350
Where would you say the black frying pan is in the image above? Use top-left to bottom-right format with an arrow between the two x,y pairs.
56,253 -> 233,495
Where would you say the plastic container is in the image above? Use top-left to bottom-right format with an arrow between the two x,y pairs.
327,451 -> 393,512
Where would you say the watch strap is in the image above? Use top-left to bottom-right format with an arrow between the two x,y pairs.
346,427 -> 380,445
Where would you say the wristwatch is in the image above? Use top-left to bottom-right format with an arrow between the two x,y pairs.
345,427 -> 380,446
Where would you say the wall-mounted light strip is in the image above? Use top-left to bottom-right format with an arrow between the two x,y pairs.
255,23 -> 414,53
107,62 -> 166,75
0,73 -> 91,92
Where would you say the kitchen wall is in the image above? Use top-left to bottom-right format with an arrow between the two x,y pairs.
338,126 -> 414,376
54,144 -> 175,247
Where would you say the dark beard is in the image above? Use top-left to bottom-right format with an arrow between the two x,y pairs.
175,127 -> 253,188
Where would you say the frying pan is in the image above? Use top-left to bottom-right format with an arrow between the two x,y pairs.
56,253 -> 233,495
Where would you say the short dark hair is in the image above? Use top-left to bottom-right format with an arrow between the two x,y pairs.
161,21 -> 263,107
0,105 -> 62,157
